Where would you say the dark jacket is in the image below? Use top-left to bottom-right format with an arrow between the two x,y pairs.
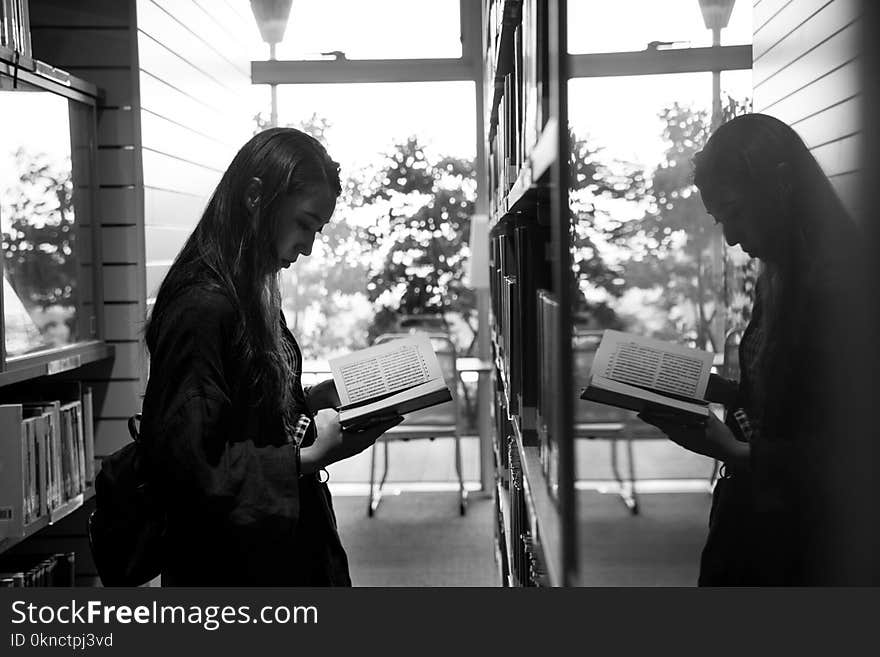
700,266 -> 866,585
140,285 -> 350,586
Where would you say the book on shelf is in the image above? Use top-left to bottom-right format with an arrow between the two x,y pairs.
580,329 -> 714,420
82,386 -> 95,485
0,0 -> 31,58
0,551 -> 75,587
0,404 -> 49,536
0,391 -> 93,539
328,333 -> 453,431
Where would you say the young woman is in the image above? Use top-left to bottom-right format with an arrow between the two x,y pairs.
640,113 -> 866,585
140,128 -> 401,585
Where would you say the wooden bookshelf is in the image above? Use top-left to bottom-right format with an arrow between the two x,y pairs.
0,486 -> 95,556
484,0 -> 572,586
0,5 -> 112,580
489,117 -> 558,225
0,342 -> 114,389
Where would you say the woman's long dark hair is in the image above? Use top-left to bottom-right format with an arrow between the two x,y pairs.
146,128 -> 341,423
694,113 -> 860,435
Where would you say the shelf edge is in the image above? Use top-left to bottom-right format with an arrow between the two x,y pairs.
0,486 -> 95,556
512,421 -> 562,587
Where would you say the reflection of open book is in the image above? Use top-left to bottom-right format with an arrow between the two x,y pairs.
580,330 -> 713,419
329,334 -> 452,430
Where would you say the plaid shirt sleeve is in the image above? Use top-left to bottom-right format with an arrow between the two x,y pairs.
289,412 -> 313,447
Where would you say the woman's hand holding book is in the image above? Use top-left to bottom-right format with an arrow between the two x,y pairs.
300,410 -> 403,474
306,378 -> 341,414
638,410 -> 749,470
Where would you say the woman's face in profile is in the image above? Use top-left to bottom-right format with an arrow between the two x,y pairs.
698,181 -> 776,260
274,185 -> 336,270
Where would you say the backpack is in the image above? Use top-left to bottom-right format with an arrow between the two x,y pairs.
88,414 -> 165,586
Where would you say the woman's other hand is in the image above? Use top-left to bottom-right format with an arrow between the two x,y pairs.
300,409 -> 403,473
306,378 -> 341,414
637,410 -> 749,469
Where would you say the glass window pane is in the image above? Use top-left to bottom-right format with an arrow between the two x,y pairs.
0,82 -> 87,358
273,81 -> 477,360
271,81 -> 479,441
568,71 -> 752,483
243,0 -> 462,60
276,81 -> 476,174
568,0 -> 753,54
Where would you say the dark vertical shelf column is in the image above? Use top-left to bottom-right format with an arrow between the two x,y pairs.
545,0 -> 574,585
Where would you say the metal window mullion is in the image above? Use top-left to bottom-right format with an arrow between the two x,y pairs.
569,44 -> 752,78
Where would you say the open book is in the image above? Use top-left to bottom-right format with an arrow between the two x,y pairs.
328,334 -> 453,431
579,330 -> 713,420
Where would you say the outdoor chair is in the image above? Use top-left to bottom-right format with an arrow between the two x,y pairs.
367,331 -> 467,517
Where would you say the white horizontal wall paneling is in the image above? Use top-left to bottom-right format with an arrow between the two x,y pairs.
145,263 -> 172,301
145,225 -> 193,263
140,108 -> 235,172
140,149 -> 223,198
136,0 -> 255,301
138,0 -> 249,87
755,0 -> 791,35
190,0 -> 255,57
753,22 -> 859,109
144,186 -> 209,230
151,0 -> 251,72
752,0 -> 864,219
754,0 -> 858,63
760,58 -> 860,122
136,70 -> 233,138
136,31 -> 234,115
810,133 -> 859,178
791,95 -> 860,149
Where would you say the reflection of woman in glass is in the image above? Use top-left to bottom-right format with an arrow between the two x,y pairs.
640,114 -> 865,585
141,128 -> 401,585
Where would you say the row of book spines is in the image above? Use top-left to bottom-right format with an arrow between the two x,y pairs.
0,0 -> 32,58
507,437 -> 545,586
486,0 -> 547,213
1,391 -> 95,530
494,390 -> 511,478
489,221 -> 560,485
490,222 -> 552,411
0,552 -> 76,587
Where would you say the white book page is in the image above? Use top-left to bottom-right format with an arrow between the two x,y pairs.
590,330 -> 714,399
328,333 -> 443,406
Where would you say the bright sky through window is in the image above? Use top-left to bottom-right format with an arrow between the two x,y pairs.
245,0 -> 462,61
568,0 -> 753,53
238,0 -> 753,174
274,82 -> 477,176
